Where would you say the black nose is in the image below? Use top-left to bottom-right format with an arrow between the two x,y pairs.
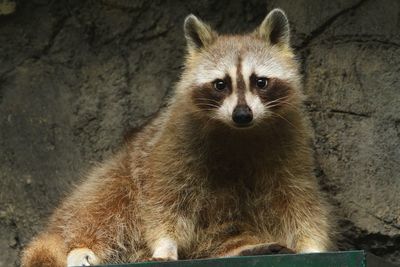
232,105 -> 253,126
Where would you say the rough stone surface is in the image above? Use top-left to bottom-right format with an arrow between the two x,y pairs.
0,0 -> 399,266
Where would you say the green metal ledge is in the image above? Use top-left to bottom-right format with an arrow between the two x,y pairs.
90,251 -> 398,267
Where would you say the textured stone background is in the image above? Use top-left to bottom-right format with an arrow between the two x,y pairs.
0,0 -> 399,266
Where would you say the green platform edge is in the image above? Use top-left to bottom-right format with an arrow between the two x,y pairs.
89,251 -> 377,267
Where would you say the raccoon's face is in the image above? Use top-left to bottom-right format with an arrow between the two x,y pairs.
181,9 -> 302,129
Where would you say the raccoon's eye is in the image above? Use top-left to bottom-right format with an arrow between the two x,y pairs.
256,77 -> 268,89
213,79 -> 226,91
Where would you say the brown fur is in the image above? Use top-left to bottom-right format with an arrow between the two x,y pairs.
21,233 -> 67,267
21,10 -> 334,266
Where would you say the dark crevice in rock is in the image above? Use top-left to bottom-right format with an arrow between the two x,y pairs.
329,109 -> 370,118
318,35 -> 400,48
349,200 -> 400,231
32,15 -> 69,60
307,106 -> 371,118
0,7 -> 71,76
98,0 -> 145,12
296,0 -> 369,50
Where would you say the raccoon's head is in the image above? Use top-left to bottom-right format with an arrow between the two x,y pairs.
178,9 -> 303,129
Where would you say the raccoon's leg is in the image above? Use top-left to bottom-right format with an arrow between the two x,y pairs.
293,202 -> 332,253
57,172 -> 140,264
136,237 -> 178,262
282,185 -> 333,253
295,234 -> 332,253
21,232 -> 102,267
141,205 -> 196,261
151,237 -> 178,260
22,151 -> 142,266
143,220 -> 193,262
67,248 -> 100,267
21,232 -> 67,267
141,179 -> 198,261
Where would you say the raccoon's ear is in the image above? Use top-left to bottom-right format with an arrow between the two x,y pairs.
184,14 -> 217,52
255,9 -> 290,47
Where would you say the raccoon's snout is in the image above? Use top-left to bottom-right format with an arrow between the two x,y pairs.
232,105 -> 253,126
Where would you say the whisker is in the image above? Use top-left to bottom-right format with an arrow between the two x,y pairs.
269,112 -> 302,134
265,103 -> 283,109
197,104 -> 220,109
265,97 -> 298,110
272,103 -> 297,111
265,96 -> 291,107
266,95 -> 291,104
197,102 -> 220,107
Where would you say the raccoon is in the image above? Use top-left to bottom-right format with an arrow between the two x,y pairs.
21,9 -> 334,267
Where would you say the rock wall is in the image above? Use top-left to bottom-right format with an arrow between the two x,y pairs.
0,0 -> 399,265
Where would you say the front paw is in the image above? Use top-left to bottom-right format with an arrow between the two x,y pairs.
67,248 -> 100,266
238,242 -> 295,256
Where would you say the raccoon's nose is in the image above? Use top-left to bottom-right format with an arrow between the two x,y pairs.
232,105 -> 253,126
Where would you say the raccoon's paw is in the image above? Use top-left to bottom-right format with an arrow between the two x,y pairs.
67,248 -> 100,266
238,242 -> 295,256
